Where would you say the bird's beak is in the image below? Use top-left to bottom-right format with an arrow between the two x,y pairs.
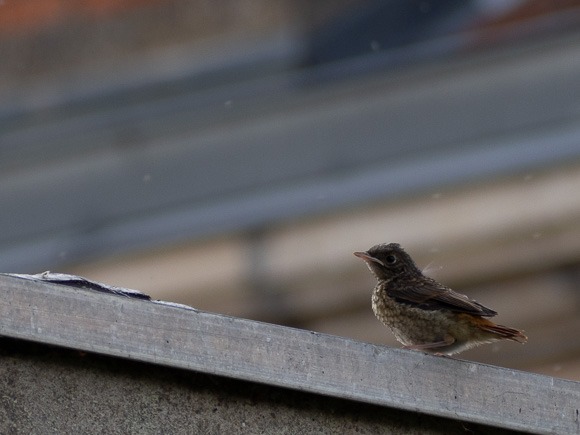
353,251 -> 385,266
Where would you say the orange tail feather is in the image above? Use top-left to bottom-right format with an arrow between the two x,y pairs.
478,320 -> 528,343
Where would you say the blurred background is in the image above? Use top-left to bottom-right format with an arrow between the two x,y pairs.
1,0 -> 580,380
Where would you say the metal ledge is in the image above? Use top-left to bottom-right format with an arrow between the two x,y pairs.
0,273 -> 578,433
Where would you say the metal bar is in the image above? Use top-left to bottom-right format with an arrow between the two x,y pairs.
0,274 -> 578,434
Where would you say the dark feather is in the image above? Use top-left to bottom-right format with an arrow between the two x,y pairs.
387,276 -> 497,317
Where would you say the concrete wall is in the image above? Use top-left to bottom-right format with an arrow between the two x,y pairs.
0,338 -> 518,434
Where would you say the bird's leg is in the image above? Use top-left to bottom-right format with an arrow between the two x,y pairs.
402,336 -> 455,352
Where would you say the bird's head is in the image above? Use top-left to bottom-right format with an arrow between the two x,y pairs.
354,243 -> 421,281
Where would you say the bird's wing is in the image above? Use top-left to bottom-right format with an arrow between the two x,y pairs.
387,277 -> 497,317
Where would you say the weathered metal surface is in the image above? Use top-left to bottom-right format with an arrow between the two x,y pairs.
0,273 -> 578,434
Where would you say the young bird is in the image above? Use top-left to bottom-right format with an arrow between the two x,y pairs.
354,243 -> 527,355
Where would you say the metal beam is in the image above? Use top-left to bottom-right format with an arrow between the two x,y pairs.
0,273 -> 578,434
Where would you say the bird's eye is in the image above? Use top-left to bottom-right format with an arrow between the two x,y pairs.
385,255 -> 397,264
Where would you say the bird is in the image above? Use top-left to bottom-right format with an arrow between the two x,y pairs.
354,243 -> 527,355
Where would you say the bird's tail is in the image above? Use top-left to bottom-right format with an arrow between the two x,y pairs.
478,319 -> 528,343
